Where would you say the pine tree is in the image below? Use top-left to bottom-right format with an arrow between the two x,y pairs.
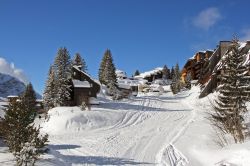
98,49 -> 118,97
162,65 -> 170,80
53,47 -> 71,106
134,70 -> 140,76
99,49 -> 110,84
43,66 -> 56,111
170,67 -> 175,79
1,98 -> 48,165
20,83 -> 37,123
211,39 -> 250,143
171,63 -> 181,94
103,50 -> 118,96
72,53 -> 88,73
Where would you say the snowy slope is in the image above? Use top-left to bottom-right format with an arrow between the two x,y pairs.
172,88 -> 250,166
38,91 -> 193,165
1,87 -> 250,166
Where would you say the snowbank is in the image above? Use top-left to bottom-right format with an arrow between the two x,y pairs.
42,107 -> 125,134
174,86 -> 250,166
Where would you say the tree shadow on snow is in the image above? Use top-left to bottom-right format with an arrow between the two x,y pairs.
48,144 -> 81,150
42,144 -> 152,165
97,100 -> 191,112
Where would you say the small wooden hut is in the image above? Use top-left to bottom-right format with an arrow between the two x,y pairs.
70,66 -> 100,106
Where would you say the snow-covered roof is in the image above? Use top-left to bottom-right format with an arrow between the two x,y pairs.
116,69 -> 127,78
7,95 -> 18,98
72,66 -> 100,86
118,79 -> 140,86
118,83 -> 131,90
134,67 -> 163,79
72,79 -> 91,88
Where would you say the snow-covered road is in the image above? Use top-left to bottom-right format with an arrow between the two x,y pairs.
40,91 -> 194,166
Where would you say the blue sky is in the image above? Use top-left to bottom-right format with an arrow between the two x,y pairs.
0,0 -> 250,93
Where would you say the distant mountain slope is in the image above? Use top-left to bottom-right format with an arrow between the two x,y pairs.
0,72 -> 26,98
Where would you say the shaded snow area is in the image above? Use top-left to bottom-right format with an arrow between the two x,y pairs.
1,87 -> 250,165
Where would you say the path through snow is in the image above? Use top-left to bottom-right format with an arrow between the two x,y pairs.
39,91 -> 193,166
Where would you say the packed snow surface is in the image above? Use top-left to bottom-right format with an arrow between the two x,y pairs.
1,87 -> 250,166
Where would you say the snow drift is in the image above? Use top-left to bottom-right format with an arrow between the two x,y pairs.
42,107 -> 126,134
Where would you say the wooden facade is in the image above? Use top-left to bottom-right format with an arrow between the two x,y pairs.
181,50 -> 213,83
70,66 -> 100,106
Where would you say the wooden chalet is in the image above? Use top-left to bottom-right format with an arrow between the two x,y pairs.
134,67 -> 163,83
70,66 -> 100,106
181,50 -> 213,83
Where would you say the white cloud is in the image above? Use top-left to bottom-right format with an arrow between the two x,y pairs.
193,7 -> 222,30
0,57 -> 29,84
241,29 -> 250,41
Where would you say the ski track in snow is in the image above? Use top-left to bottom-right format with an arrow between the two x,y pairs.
41,91 -> 193,166
155,93 -> 194,166
0,91 -> 194,166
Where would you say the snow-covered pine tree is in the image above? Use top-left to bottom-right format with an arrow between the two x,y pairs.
20,83 -> 37,123
43,66 -> 56,111
98,49 -> 110,84
72,53 -> 88,73
134,70 -> 140,76
1,96 -> 48,165
171,63 -> 181,94
53,47 -> 71,106
103,50 -> 118,96
211,39 -> 250,143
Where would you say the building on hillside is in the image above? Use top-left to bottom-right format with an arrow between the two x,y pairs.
7,95 -> 19,102
117,79 -> 140,96
181,50 -> 214,83
69,66 -> 100,106
117,83 -> 133,98
116,69 -> 127,79
199,41 -> 250,98
134,67 -> 163,83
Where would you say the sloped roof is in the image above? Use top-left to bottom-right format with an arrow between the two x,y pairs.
134,67 -> 163,79
72,66 -> 100,86
72,79 -> 91,88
